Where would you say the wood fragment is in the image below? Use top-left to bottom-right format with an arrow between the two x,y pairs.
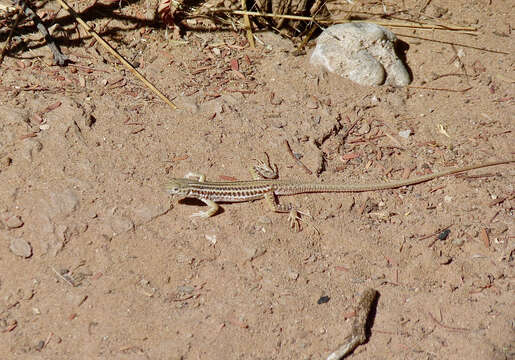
480,228 -> 489,248
408,85 -> 472,92
240,0 -> 255,48
341,117 -> 361,141
326,288 -> 378,360
396,33 -> 508,54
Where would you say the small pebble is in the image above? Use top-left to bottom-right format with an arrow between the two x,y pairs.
9,238 -> 33,258
288,271 -> 299,280
1,156 -> 12,167
6,215 -> 24,229
439,255 -> 452,265
357,123 -> 371,135
398,129 -> 412,138
205,234 -> 217,245
34,340 -> 45,351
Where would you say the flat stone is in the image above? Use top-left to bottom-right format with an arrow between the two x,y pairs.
6,215 -> 24,229
109,216 -> 134,235
46,189 -> 80,217
310,23 -> 410,87
9,237 -> 33,258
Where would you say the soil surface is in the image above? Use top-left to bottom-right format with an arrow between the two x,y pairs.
0,0 -> 514,359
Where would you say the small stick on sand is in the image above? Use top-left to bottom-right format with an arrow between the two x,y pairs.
327,288 -> 378,360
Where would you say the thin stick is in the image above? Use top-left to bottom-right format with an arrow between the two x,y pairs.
229,10 -> 476,31
327,288 -> 378,360
408,85 -> 472,92
240,0 -> 255,48
396,33 -> 509,55
6,0 -> 69,65
284,140 -> 312,175
342,117 -> 361,141
294,23 -> 318,54
55,0 -> 177,110
51,266 -> 76,287
427,312 -> 470,332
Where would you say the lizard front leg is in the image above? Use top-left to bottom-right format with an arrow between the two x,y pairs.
183,172 -> 220,218
190,198 -> 220,219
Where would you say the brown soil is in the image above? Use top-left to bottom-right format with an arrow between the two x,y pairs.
0,0 -> 514,359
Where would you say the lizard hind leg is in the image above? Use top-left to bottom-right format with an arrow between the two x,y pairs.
264,191 -> 307,232
249,154 -> 313,232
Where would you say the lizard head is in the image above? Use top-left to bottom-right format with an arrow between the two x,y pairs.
165,178 -> 195,197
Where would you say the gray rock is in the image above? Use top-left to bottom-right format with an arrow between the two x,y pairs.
310,23 -> 410,87
9,237 -> 33,258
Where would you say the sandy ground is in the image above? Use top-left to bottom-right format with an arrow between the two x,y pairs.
0,0 -> 514,359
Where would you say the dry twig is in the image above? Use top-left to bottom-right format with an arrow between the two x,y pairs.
327,288 -> 378,360
55,0 -> 177,110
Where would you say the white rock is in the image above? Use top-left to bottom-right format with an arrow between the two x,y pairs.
398,129 -> 412,138
310,23 -> 410,87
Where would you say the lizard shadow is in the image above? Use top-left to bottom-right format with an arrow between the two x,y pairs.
178,198 -> 226,215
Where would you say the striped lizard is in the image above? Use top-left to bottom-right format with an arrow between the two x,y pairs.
165,158 -> 514,228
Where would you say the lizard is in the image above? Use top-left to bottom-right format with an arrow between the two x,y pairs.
165,157 -> 514,228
